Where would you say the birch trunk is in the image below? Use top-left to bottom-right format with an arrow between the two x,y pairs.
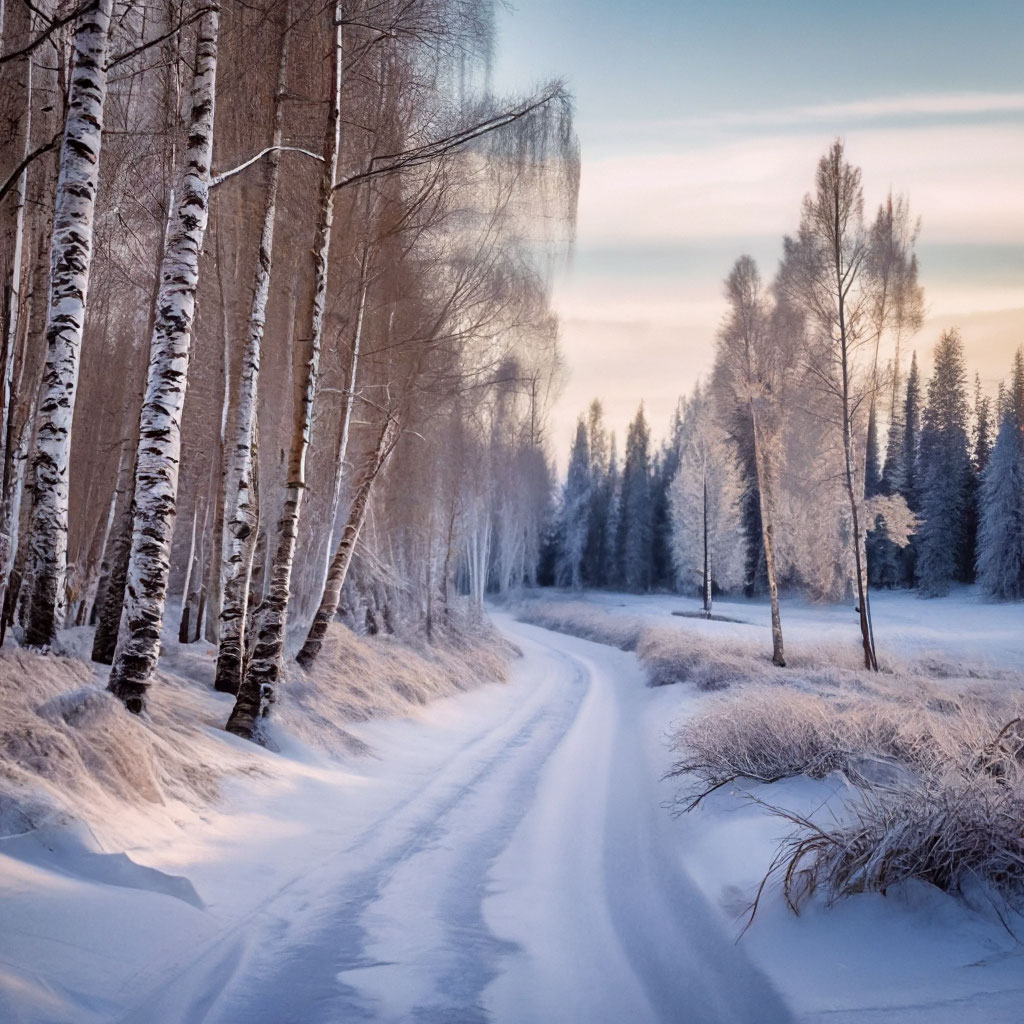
297,417 -> 397,670
108,9 -> 219,712
1,185 -> 53,645
22,0 -> 113,647
701,467 -> 712,617
750,408 -> 785,666
227,6 -> 342,738
214,10 -> 291,693
1,18 -> 32,477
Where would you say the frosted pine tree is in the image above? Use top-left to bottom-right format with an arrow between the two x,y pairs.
976,412 -> 1024,600
617,404 -> 653,592
557,417 -> 590,589
916,330 -> 973,597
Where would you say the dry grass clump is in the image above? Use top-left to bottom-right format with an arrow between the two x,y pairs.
0,643 -> 250,843
0,618 -> 514,844
637,627 -> 782,690
759,770 -> 1024,915
669,687 -> 1024,809
670,682 -> 1024,917
279,619 -> 515,752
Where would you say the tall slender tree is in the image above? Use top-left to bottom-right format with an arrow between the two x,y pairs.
108,6 -> 220,712
22,0 -> 114,646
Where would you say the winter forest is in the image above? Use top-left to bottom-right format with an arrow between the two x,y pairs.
3,0 -> 1024,1021
550,142 -> 1024,670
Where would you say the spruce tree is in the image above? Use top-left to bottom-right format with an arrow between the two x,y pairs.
557,418 -> 591,588
898,352 -> 922,584
605,434 -> 621,587
864,401 -> 882,498
582,401 -> 610,586
974,374 -> 993,476
976,411 -> 1024,600
617,404 -> 653,592
916,330 -> 973,596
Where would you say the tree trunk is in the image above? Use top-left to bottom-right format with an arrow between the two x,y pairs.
227,5 -> 342,738
750,406 -> 785,666
22,0 -> 113,647
837,281 -> 878,671
215,10 -> 291,693
701,465 -> 711,616
297,417 -> 397,670
108,8 -> 220,713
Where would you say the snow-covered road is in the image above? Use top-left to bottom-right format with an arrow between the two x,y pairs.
106,616 -> 791,1024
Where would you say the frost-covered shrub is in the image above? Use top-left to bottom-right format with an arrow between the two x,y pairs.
668,687 -> 1024,811
762,771 -> 1024,912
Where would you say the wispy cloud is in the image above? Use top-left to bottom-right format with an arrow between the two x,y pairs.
578,124 -> 1024,247
599,92 -> 1024,132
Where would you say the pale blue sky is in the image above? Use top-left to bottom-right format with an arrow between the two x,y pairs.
492,0 -> 1024,454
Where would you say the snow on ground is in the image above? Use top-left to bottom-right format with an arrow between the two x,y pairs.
2,592 -> 1023,1022
541,584 -> 1024,669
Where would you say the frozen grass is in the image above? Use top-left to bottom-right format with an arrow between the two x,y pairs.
277,618 -> 515,753
0,617 -> 513,846
517,594 -> 1024,917
664,654 -> 1024,917
756,769 -> 1024,916
667,687 -> 1024,810
513,596 -> 1014,693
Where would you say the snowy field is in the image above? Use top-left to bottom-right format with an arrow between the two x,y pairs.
529,585 -> 1024,670
1,592 -> 1023,1022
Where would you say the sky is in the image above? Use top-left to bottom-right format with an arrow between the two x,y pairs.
490,0 -> 1024,459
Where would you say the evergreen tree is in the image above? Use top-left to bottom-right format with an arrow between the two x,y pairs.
616,404 -> 653,592
864,401 -> 882,498
650,400 -> 685,590
973,373 -> 994,476
897,352 -> 922,584
556,418 -> 590,588
916,330 -> 973,596
976,410 -> 1024,600
582,400 -> 610,586
605,434 -> 621,587
901,352 -> 922,508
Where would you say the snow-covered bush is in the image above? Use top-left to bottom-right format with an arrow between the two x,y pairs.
761,770 -> 1024,913
669,675 -> 1024,917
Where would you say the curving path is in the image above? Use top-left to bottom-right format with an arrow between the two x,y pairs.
119,616 -> 792,1024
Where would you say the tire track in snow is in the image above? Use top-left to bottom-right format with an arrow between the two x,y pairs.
208,640 -> 591,1023
116,648 -> 574,1024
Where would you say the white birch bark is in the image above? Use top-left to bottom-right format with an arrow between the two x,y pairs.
227,4 -> 342,737
214,9 -> 290,694
22,0 -> 113,647
107,9 -> 219,712
297,416 -> 397,669
1,30 -> 31,474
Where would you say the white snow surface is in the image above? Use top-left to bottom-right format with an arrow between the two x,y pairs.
2,592 -> 1023,1022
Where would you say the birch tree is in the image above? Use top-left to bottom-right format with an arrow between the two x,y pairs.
713,256 -> 796,665
226,0 -> 342,738
22,0 -> 114,647
779,141 -> 881,670
296,413 -> 398,669
213,3 -> 292,695
108,6 -> 220,712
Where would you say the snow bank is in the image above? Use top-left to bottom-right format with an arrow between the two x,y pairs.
0,618 -> 513,851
